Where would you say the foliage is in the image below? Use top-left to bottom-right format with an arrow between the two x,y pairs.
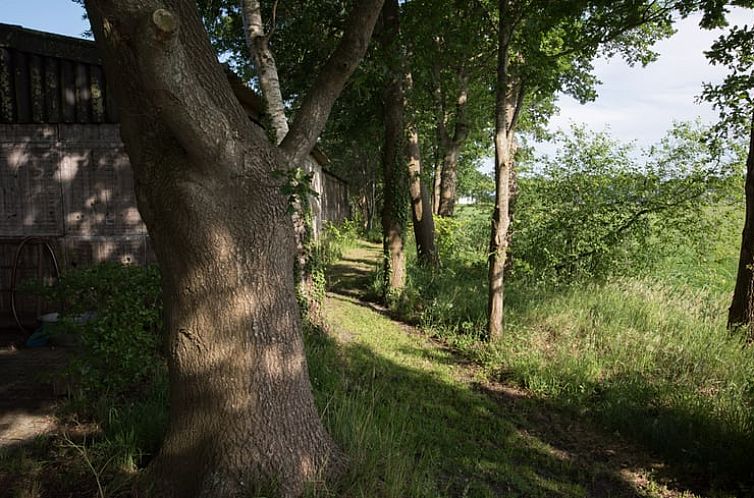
511,122 -> 743,283
701,18 -> 754,133
38,263 -> 164,401
491,276 -> 754,486
9,263 -> 170,495
274,166 -> 319,215
395,187 -> 754,490
456,159 -> 495,204
305,219 -> 361,306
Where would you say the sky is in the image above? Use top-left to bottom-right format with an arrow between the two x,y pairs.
2,1 -> 88,38
542,7 -> 751,156
1,2 -> 749,158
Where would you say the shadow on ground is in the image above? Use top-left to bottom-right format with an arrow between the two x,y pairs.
320,241 -> 748,498
310,307 -> 659,497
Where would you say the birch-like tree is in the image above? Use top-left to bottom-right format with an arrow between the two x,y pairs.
486,0 -> 679,338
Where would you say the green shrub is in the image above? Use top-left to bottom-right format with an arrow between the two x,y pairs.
40,263 -> 164,400
511,123 -> 743,284
303,219 -> 361,310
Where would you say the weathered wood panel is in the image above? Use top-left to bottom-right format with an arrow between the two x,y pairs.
74,63 -> 89,124
60,59 -> 75,123
90,65 -> 105,124
322,170 -> 350,225
58,125 -> 144,237
62,235 -> 149,268
43,57 -> 60,123
12,50 -> 29,123
28,54 -> 43,123
0,48 -> 14,123
0,125 -> 62,237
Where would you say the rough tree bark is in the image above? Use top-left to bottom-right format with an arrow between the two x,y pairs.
728,112 -> 754,338
381,0 -> 407,294
82,1 -> 383,496
431,63 -> 445,215
438,67 -> 469,217
241,0 -> 289,144
488,0 -> 524,339
406,94 -> 438,265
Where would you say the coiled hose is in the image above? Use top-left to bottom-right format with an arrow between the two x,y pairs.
10,237 -> 61,333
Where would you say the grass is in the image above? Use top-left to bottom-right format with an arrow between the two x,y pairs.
315,241 -> 707,497
389,203 -> 754,495
313,293 -> 606,497
4,213 -> 751,497
499,279 -> 754,488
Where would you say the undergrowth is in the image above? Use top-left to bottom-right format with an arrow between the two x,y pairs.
385,197 -> 754,493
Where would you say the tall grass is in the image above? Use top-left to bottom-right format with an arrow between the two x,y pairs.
395,200 -> 754,490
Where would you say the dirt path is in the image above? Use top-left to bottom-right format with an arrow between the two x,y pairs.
323,241 -> 703,498
0,344 -> 68,448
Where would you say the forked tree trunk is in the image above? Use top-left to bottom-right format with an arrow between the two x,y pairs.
83,1 -> 382,496
381,0 -> 407,294
728,112 -> 754,338
488,0 -> 523,339
407,118 -> 438,266
437,68 -> 469,217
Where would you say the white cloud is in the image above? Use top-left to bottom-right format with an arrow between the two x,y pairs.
538,7 -> 751,155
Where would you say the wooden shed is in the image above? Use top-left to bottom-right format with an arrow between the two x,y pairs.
0,23 -> 349,328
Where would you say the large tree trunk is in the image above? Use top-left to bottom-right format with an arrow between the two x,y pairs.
381,0 -> 407,294
728,112 -> 754,337
437,68 -> 469,217
83,1 -> 382,496
407,115 -> 438,266
487,0 -> 523,339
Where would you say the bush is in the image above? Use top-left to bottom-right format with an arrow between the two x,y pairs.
303,219 -> 361,309
40,263 -> 164,401
510,123 -> 743,284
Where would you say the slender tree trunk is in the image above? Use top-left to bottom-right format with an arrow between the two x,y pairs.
487,0 -> 522,339
432,153 -> 443,215
381,0 -> 407,294
406,111 -> 438,265
83,1 -> 383,496
240,0 -> 289,144
431,63 -> 445,215
404,68 -> 437,265
728,112 -> 754,337
438,68 -> 469,217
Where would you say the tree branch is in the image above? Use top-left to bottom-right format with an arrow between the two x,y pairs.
241,0 -> 290,144
85,0 -> 251,172
279,0 -> 385,165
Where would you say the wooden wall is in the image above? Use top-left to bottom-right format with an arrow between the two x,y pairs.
0,123 -> 150,325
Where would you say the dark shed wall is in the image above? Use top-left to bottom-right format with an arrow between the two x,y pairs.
0,25 -> 117,125
0,123 -> 150,325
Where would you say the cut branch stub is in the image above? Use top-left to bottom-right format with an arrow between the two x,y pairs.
152,9 -> 178,38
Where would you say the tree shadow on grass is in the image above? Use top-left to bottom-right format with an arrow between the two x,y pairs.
307,317 -> 659,498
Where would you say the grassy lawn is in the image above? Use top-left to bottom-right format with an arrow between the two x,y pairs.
307,240 -> 715,497
2,234 -> 751,497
